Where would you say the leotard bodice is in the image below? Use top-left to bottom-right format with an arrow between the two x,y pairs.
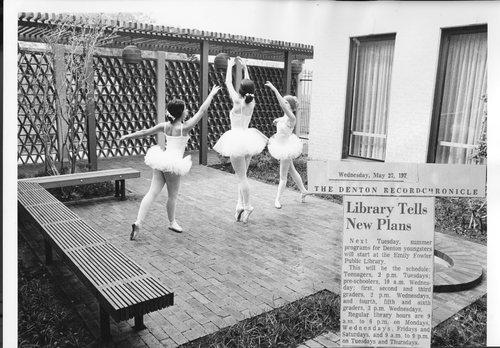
164,123 -> 189,157
275,117 -> 295,137
229,102 -> 255,129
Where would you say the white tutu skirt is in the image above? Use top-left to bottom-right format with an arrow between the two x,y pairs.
213,128 -> 268,157
268,133 -> 304,160
144,145 -> 192,175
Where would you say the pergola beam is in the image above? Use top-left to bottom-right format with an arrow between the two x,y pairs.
18,13 -> 314,62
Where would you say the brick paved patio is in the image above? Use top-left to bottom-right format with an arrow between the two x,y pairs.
18,151 -> 487,347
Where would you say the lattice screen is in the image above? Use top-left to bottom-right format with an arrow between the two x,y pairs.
165,60 -> 201,151
18,50 -> 299,165
95,56 -> 157,158
18,50 -> 59,164
249,65 -> 297,138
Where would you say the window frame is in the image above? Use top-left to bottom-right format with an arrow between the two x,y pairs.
342,33 -> 397,162
427,24 -> 487,163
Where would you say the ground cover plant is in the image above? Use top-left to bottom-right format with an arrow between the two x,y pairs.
179,290 -> 340,348
431,294 -> 487,348
18,235 -> 94,348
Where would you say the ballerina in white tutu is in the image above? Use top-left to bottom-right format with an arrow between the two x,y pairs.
120,85 -> 221,239
265,81 -> 309,209
213,57 -> 268,223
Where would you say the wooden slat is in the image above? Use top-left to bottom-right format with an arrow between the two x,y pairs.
102,286 -> 134,314
18,180 -> 46,192
144,276 -> 174,299
104,280 -> 173,320
25,202 -> 81,226
101,243 -> 147,277
116,280 -> 151,308
70,247 -> 111,286
68,244 -> 147,287
18,187 -> 60,206
18,168 -> 141,189
44,219 -> 107,250
126,278 -> 159,303
71,246 -> 129,285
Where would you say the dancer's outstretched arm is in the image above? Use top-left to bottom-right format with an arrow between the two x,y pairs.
225,58 -> 239,102
183,85 -> 221,132
241,58 -> 250,80
120,123 -> 166,141
264,81 -> 296,124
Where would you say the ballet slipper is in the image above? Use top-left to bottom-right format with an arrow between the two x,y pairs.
301,192 -> 310,203
241,206 -> 254,224
274,200 -> 282,209
168,220 -> 183,233
130,223 -> 140,240
235,208 -> 244,222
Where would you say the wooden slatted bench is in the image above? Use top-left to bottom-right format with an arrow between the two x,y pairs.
18,181 -> 174,340
18,168 -> 141,200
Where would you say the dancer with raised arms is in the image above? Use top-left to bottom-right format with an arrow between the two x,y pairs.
265,81 -> 309,209
213,57 -> 268,223
120,85 -> 221,239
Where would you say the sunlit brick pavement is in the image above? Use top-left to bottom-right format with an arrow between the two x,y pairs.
18,150 -> 487,347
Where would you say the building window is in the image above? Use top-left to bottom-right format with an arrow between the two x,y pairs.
429,25 -> 487,164
343,34 -> 396,161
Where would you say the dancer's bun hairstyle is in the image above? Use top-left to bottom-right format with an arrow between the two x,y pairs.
166,99 -> 186,122
239,79 -> 255,104
244,93 -> 254,104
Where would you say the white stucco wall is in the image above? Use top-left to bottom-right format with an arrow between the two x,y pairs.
308,1 -> 497,163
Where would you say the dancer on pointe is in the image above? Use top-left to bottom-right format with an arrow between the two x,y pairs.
265,81 -> 309,209
213,57 -> 268,223
120,85 -> 221,239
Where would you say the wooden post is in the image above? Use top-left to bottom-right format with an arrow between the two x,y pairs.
85,56 -> 98,171
199,40 -> 209,165
134,314 -> 145,330
156,51 -> 166,150
283,51 -> 292,95
53,44 -> 69,164
99,304 -> 111,341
